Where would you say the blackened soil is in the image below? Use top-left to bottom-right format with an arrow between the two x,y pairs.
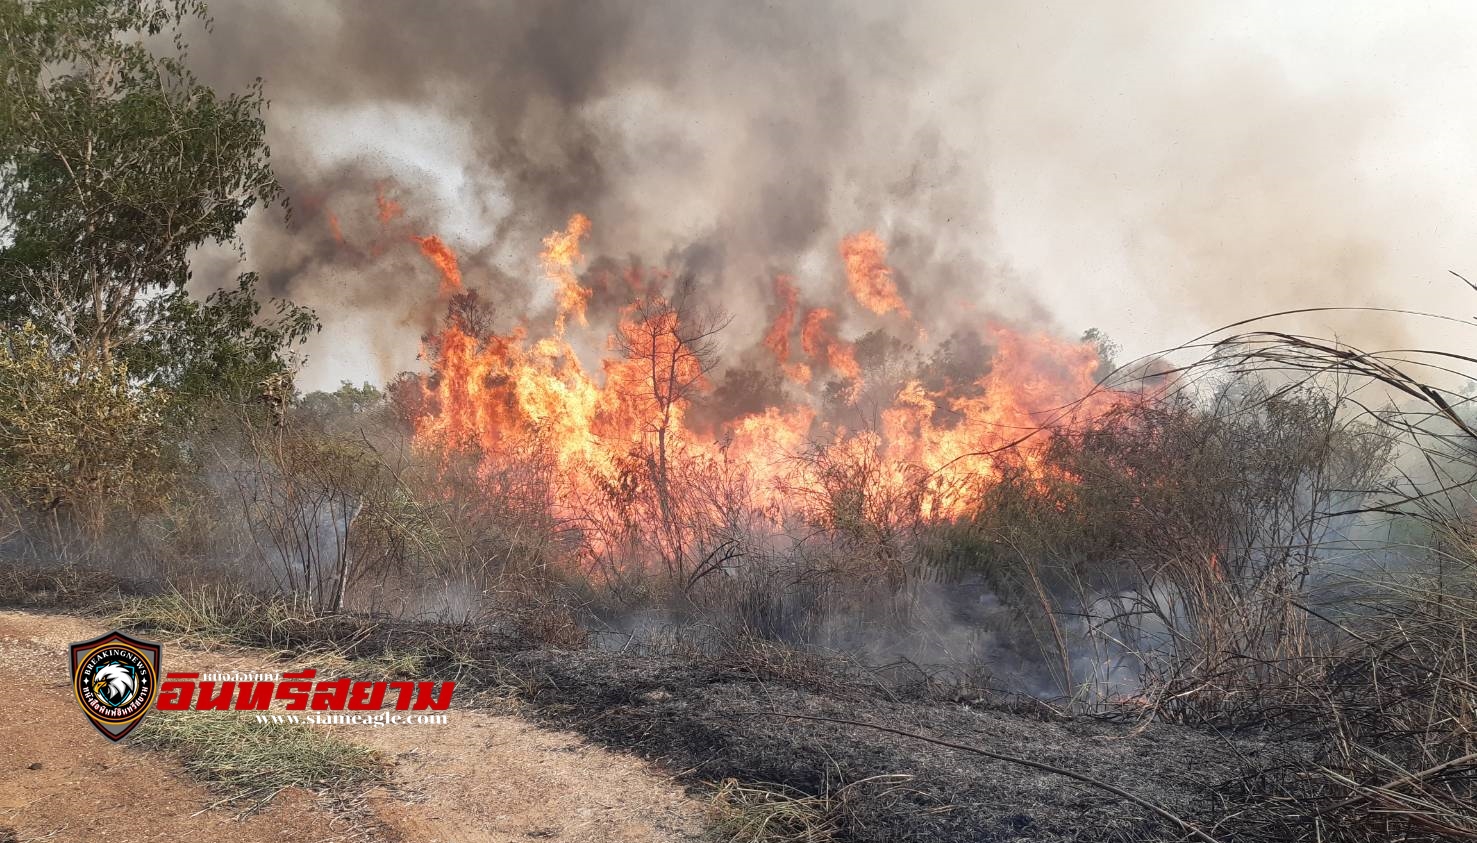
489,647 -> 1280,843
93,593 -> 1287,843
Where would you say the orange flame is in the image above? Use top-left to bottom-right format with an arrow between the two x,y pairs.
326,211 -> 344,245
376,183 -> 404,226
764,275 -> 814,385
841,230 -> 910,319
540,213 -> 593,333
395,211 -> 1120,569
411,235 -> 463,294
764,274 -> 798,363
800,308 -> 860,382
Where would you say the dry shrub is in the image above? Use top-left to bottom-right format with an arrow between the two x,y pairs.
939,383 -> 1391,705
1138,328 -> 1477,841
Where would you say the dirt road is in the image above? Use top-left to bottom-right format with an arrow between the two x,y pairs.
0,611 -> 708,843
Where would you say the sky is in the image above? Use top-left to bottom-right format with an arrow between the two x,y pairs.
183,0 -> 1477,392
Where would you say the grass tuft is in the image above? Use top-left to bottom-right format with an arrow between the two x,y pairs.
709,779 -> 841,843
112,587 -> 316,649
134,709 -> 386,806
708,775 -> 916,843
0,563 -> 124,609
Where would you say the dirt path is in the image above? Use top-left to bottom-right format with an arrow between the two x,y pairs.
0,611 -> 708,843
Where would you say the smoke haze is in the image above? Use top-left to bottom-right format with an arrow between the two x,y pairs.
183,0 -> 1477,390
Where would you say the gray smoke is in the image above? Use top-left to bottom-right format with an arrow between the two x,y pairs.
180,1 -> 1477,389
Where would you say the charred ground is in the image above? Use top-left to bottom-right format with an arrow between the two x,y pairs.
0,572 -> 1293,843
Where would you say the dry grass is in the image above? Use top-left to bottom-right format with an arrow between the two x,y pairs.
708,775 -> 917,843
709,779 -> 842,843
133,709 -> 386,809
0,563 -> 124,609
1112,325 -> 1477,843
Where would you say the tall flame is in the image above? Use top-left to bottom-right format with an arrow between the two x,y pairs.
765,274 -> 812,385
326,211 -> 344,245
800,308 -> 860,382
394,210 -> 1119,570
376,183 -> 404,226
541,213 -> 593,333
412,235 -> 463,294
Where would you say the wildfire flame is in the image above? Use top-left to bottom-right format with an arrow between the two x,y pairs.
376,183 -> 404,226
841,230 -> 910,320
764,274 -> 813,385
799,307 -> 860,382
412,235 -> 463,295
325,211 -> 345,245
382,207 -> 1118,569
541,213 -> 593,333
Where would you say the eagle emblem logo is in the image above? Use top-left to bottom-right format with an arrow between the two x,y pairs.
69,631 -> 161,741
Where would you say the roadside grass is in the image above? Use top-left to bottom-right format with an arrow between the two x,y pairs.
110,587 -> 544,685
356,645 -> 431,678
0,563 -> 127,610
111,587 -> 321,650
134,709 -> 387,809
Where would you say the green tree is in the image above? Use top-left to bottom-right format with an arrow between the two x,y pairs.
0,321 -> 168,529
0,0 -> 315,396
124,273 -> 317,403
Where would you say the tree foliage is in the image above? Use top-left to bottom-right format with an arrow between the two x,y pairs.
0,0 -> 315,395
0,321 -> 168,518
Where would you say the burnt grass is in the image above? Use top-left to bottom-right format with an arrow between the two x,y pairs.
7,571 -> 1290,843
489,646 -> 1281,843
298,607 -> 1292,843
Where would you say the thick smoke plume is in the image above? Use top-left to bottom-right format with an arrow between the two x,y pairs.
181,1 -> 1477,390
185,0 -> 1012,385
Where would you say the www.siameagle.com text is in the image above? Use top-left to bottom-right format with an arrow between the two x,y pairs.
253,712 -> 449,727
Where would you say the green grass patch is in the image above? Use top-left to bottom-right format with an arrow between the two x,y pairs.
134,709 -> 387,804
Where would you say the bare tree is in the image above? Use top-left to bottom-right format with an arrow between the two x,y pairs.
612,281 -> 731,579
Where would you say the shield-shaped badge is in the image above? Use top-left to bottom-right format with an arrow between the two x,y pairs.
69,631 -> 162,741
